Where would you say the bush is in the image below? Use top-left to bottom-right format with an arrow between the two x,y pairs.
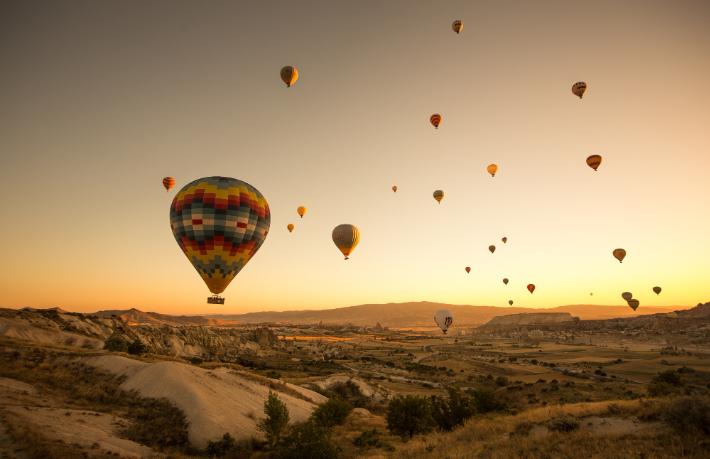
648,370 -> 683,396
311,398 -> 352,428
258,391 -> 290,447
104,334 -> 129,352
468,387 -> 506,413
660,396 -> 710,435
327,380 -> 369,408
275,421 -> 339,459
127,338 -> 147,355
207,433 -> 236,457
430,387 -> 475,431
352,429 -> 393,451
495,376 -> 509,387
548,416 -> 579,432
386,395 -> 435,439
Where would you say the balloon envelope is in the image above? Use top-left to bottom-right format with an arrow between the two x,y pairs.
287,223 -> 294,233
508,300 -> 514,305
527,284 -> 535,294
613,248 -> 626,263
586,155 -> 602,171
392,185 -> 397,193
297,206 -> 307,218
503,278 -> 509,285
572,81 -> 587,99
430,114 -> 441,129
434,309 -> 454,333
452,20 -> 463,34
162,177 -> 175,191
170,176 -> 270,295
627,299 -> 640,311
280,66 -> 299,87
502,237 -> 507,244
489,245 -> 496,254
332,224 -> 360,259
487,164 -> 498,177
653,286 -> 662,295
433,190 -> 444,203
465,266 -> 471,273
622,292 -> 633,301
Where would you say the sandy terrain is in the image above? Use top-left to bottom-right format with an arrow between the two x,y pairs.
87,355 -> 328,447
0,317 -> 103,349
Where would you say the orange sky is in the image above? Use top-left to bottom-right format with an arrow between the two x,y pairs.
1,0 -> 709,314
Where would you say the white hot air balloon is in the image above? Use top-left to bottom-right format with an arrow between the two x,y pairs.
434,309 -> 454,334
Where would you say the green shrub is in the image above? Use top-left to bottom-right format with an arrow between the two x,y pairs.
430,387 -> 475,431
127,339 -> 147,355
104,334 -> 129,352
275,421 -> 339,459
386,395 -> 435,439
661,396 -> 710,435
311,398 -> 352,428
327,380 -> 369,408
207,433 -> 236,457
258,391 -> 290,447
468,387 -> 506,413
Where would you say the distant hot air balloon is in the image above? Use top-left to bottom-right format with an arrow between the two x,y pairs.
503,278 -> 509,285
392,185 -> 398,193
653,286 -> 662,295
297,206 -> 307,218
487,164 -> 498,177
433,190 -> 444,204
287,223 -> 294,233
489,245 -> 496,254
627,299 -> 640,311
162,177 -> 175,192
527,284 -> 535,294
613,248 -> 626,263
434,309 -> 454,334
572,81 -> 587,99
502,237 -> 508,244
332,224 -> 360,260
586,155 -> 602,171
280,66 -> 299,87
621,292 -> 633,301
508,300 -> 514,305
170,176 -> 270,303
465,266 -> 471,274
430,114 -> 442,129
452,20 -> 463,34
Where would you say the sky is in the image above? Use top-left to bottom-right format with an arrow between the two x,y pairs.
1,0 -> 709,314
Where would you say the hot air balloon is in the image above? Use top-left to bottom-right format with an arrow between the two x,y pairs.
332,224 -> 360,260
162,177 -> 175,192
170,176 -> 270,304
465,266 -> 471,274
621,292 -> 633,301
452,20 -> 463,34
613,248 -> 626,263
297,206 -> 307,218
527,284 -> 535,294
392,185 -> 398,193
502,237 -> 507,244
430,114 -> 442,129
287,223 -> 294,233
508,300 -> 514,305
487,164 -> 498,177
280,66 -> 299,87
586,155 -> 602,171
489,245 -> 496,254
503,278 -> 509,285
434,309 -> 454,334
653,286 -> 662,295
433,190 -> 444,203
627,299 -> 640,311
572,81 -> 587,99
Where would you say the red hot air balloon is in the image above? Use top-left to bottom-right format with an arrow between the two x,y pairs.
527,284 -> 536,294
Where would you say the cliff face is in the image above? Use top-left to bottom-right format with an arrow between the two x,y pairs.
480,312 -> 576,329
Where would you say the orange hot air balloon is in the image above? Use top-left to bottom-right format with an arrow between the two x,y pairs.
297,206 -> 307,218
503,278 -> 509,285
280,66 -> 299,87
502,237 -> 507,244
508,300 -> 514,305
430,113 -> 442,129
613,248 -> 626,263
627,299 -> 640,311
486,164 -> 498,177
489,245 -> 496,254
572,81 -> 587,99
452,20 -> 463,34
433,190 -> 444,203
465,266 -> 471,274
162,177 -> 175,191
527,284 -> 535,294
586,155 -> 602,171
653,286 -> 662,295
392,185 -> 398,193
287,223 -> 294,233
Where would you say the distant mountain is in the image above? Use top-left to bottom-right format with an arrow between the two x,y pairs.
480,312 -> 576,329
92,308 -> 237,327
210,301 -> 683,327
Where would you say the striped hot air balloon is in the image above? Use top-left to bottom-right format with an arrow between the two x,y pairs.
572,81 -> 587,99
162,177 -> 176,191
586,155 -> 602,171
430,113 -> 442,129
452,20 -> 463,34
433,190 -> 444,203
280,66 -> 299,87
332,224 -> 360,260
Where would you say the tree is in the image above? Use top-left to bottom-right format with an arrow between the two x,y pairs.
275,420 -> 339,459
127,338 -> 147,355
311,398 -> 352,428
258,391 -> 290,447
430,387 -> 475,431
386,395 -> 435,439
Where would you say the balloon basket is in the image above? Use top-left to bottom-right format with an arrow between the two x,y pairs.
207,295 -> 225,305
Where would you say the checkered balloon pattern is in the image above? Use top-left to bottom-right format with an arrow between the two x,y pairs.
170,176 -> 270,294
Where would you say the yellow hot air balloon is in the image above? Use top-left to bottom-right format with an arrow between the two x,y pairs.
653,286 -> 662,295
627,299 -> 640,311
332,224 -> 360,260
280,66 -> 299,87
621,292 -> 633,301
586,155 -> 602,171
392,185 -> 398,193
452,20 -> 463,34
465,266 -> 471,274
287,223 -> 294,233
433,190 -> 444,204
487,164 -> 498,177
430,113 -> 442,129
613,248 -> 626,263
572,81 -> 587,99
489,245 -> 496,254
297,206 -> 307,218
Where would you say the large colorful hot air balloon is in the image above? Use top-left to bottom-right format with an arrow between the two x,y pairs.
297,206 -> 307,218
489,245 -> 496,254
430,113 -> 442,129
452,20 -> 463,34
170,176 -> 270,303
465,266 -> 471,274
527,284 -> 536,294
502,237 -> 508,244
433,190 -> 444,203
392,185 -> 398,193
572,81 -> 587,99
287,223 -> 294,233
434,309 -> 454,334
162,177 -> 176,192
653,286 -> 662,295
280,66 -> 299,87
508,300 -> 514,305
621,292 -> 633,301
613,248 -> 626,263
332,224 -> 360,260
503,278 -> 509,285
627,299 -> 640,311
586,155 -> 602,171
487,164 -> 498,177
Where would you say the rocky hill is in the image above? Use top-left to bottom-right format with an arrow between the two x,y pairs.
479,312 -> 576,329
